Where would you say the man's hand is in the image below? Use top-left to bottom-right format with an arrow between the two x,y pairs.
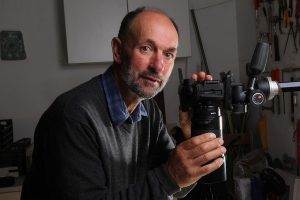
179,72 -> 212,139
164,132 -> 226,188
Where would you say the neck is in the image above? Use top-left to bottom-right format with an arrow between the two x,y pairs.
112,65 -> 141,114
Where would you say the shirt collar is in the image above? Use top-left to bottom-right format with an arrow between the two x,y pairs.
101,66 -> 148,126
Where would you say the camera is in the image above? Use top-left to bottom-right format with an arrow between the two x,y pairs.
178,42 -> 300,184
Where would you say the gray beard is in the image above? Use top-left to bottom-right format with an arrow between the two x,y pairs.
120,65 -> 167,99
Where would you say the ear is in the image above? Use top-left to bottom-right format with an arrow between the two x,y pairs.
111,37 -> 123,64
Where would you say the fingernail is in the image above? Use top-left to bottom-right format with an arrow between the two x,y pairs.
210,133 -> 216,138
217,158 -> 224,166
219,138 -> 224,145
221,146 -> 226,153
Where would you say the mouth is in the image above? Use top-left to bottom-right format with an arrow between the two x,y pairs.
141,75 -> 161,84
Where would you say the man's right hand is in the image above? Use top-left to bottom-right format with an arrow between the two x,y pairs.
163,132 -> 226,188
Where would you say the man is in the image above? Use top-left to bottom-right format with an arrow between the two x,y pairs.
21,7 -> 226,200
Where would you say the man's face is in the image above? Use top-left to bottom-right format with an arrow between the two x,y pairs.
120,11 -> 178,99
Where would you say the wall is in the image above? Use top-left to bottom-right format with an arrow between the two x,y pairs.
187,0 -> 240,80
0,0 -> 241,142
0,0 -> 108,140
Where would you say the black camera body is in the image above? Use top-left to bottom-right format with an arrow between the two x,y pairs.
179,72 -> 247,115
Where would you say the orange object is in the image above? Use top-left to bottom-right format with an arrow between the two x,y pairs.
258,114 -> 268,151
284,9 -> 291,27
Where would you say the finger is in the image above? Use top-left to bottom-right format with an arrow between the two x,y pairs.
191,73 -> 197,80
181,133 -> 216,150
188,138 -> 224,159
179,110 -> 191,138
197,72 -> 206,80
196,157 -> 225,178
181,126 -> 191,139
191,72 -> 212,81
192,146 -> 226,165
206,74 -> 213,80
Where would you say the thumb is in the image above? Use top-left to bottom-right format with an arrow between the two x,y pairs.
179,109 -> 191,139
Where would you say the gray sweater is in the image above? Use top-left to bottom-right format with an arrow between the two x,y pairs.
21,75 -> 183,200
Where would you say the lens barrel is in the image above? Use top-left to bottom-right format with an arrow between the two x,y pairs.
191,104 -> 227,183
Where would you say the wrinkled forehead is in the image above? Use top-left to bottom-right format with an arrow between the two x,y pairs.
128,11 -> 179,45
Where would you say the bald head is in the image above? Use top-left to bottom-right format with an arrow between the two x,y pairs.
117,7 -> 179,45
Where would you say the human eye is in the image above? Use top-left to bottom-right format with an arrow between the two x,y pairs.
164,52 -> 175,61
139,45 -> 152,54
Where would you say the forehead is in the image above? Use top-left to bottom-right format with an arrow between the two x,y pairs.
129,11 -> 179,47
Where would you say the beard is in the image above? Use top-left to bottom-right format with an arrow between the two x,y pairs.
120,60 -> 168,100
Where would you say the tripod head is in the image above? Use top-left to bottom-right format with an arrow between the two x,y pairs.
179,42 -> 300,115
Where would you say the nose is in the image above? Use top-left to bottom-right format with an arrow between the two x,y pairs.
150,51 -> 164,72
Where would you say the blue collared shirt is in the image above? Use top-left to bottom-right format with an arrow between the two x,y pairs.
101,66 -> 148,126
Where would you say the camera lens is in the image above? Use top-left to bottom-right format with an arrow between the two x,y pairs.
191,103 -> 227,183
191,104 -> 221,137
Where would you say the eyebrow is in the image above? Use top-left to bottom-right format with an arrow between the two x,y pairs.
164,48 -> 177,53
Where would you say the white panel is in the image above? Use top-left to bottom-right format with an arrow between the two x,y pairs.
128,0 -> 191,58
191,1 -> 240,80
63,0 -> 127,63
189,0 -> 232,9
